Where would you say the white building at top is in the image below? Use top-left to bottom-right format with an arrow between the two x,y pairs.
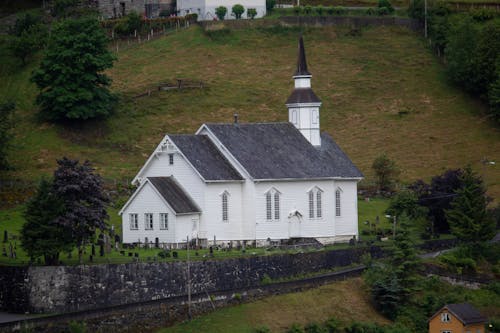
177,0 -> 266,20
119,37 -> 363,247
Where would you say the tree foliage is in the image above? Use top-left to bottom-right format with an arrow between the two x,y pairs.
371,153 -> 399,192
53,157 -> 109,263
215,6 -> 227,20
386,190 -> 426,220
266,0 -> 276,12
8,10 -> 48,65
232,4 -> 245,19
31,16 -> 116,121
247,8 -> 257,19
21,179 -> 72,265
446,167 -> 495,246
0,101 -> 15,170
411,169 -> 464,234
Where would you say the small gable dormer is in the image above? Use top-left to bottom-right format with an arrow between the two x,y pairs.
286,36 -> 322,147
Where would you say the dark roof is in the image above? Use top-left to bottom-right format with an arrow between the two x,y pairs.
169,134 -> 243,181
148,177 -> 200,214
286,88 -> 321,104
205,122 -> 363,180
295,36 -> 311,76
444,303 -> 488,325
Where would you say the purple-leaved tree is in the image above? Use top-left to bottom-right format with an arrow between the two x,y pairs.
53,157 -> 109,264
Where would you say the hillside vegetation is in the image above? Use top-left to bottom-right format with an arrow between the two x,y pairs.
1,24 -> 499,198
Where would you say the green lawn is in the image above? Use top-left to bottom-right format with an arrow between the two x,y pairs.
157,278 -> 390,333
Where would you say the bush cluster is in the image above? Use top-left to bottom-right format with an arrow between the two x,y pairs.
290,3 -> 393,17
409,4 -> 500,121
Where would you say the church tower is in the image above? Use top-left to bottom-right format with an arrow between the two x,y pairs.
286,36 -> 322,147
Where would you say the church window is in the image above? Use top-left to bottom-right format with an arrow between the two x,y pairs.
160,213 -> 168,230
336,189 -> 341,217
308,191 -> 314,218
308,187 -> 323,219
145,213 -> 153,230
312,109 -> 318,124
222,192 -> 229,222
169,153 -> 174,165
265,188 -> 281,221
129,213 -> 138,230
291,110 -> 298,125
274,192 -> 280,220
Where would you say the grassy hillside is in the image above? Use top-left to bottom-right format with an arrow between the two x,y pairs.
1,24 -> 499,199
157,278 -> 390,333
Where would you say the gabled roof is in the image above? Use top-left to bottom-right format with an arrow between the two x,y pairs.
169,134 -> 243,181
286,88 -> 321,105
148,177 -> 201,214
295,35 -> 311,76
431,303 -> 487,325
203,122 -> 363,180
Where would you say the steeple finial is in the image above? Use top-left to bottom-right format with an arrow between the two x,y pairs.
295,35 -> 311,76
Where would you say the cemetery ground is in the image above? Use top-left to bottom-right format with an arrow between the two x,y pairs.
0,198 -> 391,265
0,24 -> 499,202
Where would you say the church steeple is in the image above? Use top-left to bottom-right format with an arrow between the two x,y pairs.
286,36 -> 322,147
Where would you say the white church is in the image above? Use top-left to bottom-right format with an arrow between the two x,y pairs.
119,37 -> 363,248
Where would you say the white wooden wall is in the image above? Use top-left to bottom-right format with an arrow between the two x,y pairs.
333,180 -> 359,238
121,182 -> 177,244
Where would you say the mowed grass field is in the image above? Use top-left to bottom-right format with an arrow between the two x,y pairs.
1,24 -> 499,199
157,278 -> 390,333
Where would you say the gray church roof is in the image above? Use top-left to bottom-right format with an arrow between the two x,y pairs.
205,122 -> 363,180
286,88 -> 321,104
148,177 -> 201,214
169,134 -> 243,181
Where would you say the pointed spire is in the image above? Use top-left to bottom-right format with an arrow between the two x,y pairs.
295,35 -> 311,76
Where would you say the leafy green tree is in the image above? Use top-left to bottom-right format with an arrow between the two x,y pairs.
9,10 -> 44,36
21,179 -> 73,265
408,0 -> 424,21
0,102 -> 15,170
247,8 -> 257,19
51,0 -> 80,17
31,16 -> 116,121
215,6 -> 227,20
53,157 -> 109,264
386,190 -> 426,220
446,167 -> 495,247
378,0 -> 394,13
115,11 -> 142,35
10,25 -> 47,65
266,0 -> 276,12
232,4 -> 245,19
371,153 -> 399,192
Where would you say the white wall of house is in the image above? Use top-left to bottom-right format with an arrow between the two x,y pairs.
137,146 -> 205,211
177,0 -> 266,20
201,182 -> 244,242
334,180 -> 359,239
121,182 -> 177,244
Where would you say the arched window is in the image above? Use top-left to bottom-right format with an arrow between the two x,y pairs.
308,187 -> 323,219
335,188 -> 341,217
221,191 -> 229,222
265,188 -> 281,221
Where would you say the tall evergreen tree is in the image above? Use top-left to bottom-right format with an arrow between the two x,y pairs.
31,16 -> 116,121
446,167 -> 495,247
53,157 -> 109,264
21,179 -> 73,265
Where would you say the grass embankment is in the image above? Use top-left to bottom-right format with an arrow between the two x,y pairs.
157,278 -> 390,333
1,25 -> 499,200
0,198 -> 390,265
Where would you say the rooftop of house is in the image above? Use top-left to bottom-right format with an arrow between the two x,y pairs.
148,177 -> 201,214
431,303 -> 488,326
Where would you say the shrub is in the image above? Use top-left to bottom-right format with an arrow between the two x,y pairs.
266,0 -> 276,12
186,13 -> 198,22
232,4 -> 245,19
305,322 -> 325,333
326,6 -> 335,15
159,9 -> 171,17
287,323 -> 304,333
254,326 -> 271,333
294,6 -> 301,15
304,5 -> 313,15
377,7 -> 390,16
439,247 -> 477,274
68,321 -> 87,333
324,317 -> 341,333
261,273 -> 272,285
378,0 -> 394,13
333,6 -> 347,15
215,6 -> 227,20
248,8 -> 257,19
365,7 -> 375,15
315,6 -> 324,16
